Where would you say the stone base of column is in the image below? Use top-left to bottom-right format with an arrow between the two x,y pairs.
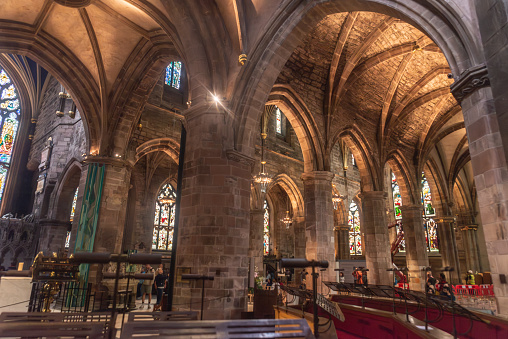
38,219 -> 70,254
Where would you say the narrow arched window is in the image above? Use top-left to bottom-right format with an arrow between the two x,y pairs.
0,69 -> 21,204
152,183 -> 177,251
165,62 -> 182,89
422,173 -> 438,252
263,200 -> 270,255
276,107 -> 282,134
348,201 -> 362,255
65,188 -> 79,248
391,172 -> 405,252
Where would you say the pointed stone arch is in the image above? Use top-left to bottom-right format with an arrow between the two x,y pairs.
266,84 -> 325,172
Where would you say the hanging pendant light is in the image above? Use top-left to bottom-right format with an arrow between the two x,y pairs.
253,131 -> 272,193
280,197 -> 293,229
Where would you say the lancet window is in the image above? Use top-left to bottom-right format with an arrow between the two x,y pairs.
152,183 -> 177,251
65,188 -> 79,248
422,173 -> 438,252
348,201 -> 362,255
391,173 -> 405,251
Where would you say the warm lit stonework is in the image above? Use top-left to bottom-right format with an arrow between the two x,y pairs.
0,1 -> 507,335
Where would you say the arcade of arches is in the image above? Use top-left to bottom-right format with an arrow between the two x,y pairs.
1,0 -> 508,319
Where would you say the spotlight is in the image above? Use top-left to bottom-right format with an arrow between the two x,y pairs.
212,94 -> 220,103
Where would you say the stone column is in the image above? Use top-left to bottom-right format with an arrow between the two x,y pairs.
360,191 -> 392,285
37,220 -> 70,254
249,209 -> 264,279
451,64 -> 508,314
91,160 -> 132,254
401,205 -> 429,291
336,224 -> 350,260
301,171 -> 335,285
435,217 -> 461,284
174,104 -> 252,319
460,225 -> 481,274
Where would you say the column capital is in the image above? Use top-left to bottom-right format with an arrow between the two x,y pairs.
334,224 -> 349,231
301,171 -> 334,183
459,224 -> 478,231
359,190 -> 387,200
226,149 -> 255,169
434,216 -> 456,223
450,64 -> 490,102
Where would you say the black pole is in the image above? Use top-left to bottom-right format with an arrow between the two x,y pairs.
312,266 -> 319,338
201,278 -> 205,320
166,123 -> 186,311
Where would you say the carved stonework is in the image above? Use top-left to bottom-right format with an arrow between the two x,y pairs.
450,64 -> 490,102
226,149 -> 255,169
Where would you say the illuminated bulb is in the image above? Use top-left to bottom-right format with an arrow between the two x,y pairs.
212,95 -> 220,103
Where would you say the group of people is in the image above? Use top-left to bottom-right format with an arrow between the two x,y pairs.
138,264 -> 168,311
426,272 -> 453,299
352,267 -> 368,286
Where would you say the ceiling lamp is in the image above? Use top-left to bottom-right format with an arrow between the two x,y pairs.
253,132 -> 272,193
281,210 -> 293,229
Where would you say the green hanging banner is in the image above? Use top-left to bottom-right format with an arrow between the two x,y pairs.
72,163 -> 105,294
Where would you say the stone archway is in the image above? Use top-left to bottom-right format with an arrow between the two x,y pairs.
232,0 -> 479,157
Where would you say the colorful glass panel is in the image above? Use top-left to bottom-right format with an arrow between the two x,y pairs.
276,107 -> 282,134
264,200 -> 270,255
0,68 -> 20,205
395,220 -> 405,252
152,183 -> 177,250
65,231 -> 71,249
348,201 -> 362,255
69,188 -> 78,222
165,62 -> 182,89
421,173 -> 435,216
424,218 -> 439,252
391,172 -> 402,220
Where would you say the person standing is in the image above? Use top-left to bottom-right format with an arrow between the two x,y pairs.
339,272 -> 345,284
466,270 -> 475,285
141,264 -> 154,309
426,272 -> 437,294
153,267 -> 167,311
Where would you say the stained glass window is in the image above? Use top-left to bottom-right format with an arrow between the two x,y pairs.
152,183 -> 177,251
70,188 -> 78,222
351,154 -> 356,166
424,218 -> 439,252
348,201 -> 362,255
65,231 -> 71,249
392,173 -> 402,220
263,200 -> 270,255
276,107 -> 282,134
421,173 -> 435,216
165,61 -> 182,89
0,69 -> 20,204
421,173 -> 438,252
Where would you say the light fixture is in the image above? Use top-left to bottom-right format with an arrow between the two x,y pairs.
212,94 -> 220,103
281,210 -> 293,229
253,131 -> 272,193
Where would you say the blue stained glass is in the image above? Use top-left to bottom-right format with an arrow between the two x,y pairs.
0,68 -> 20,204
165,62 -> 182,90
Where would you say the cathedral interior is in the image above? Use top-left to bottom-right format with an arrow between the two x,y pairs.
0,0 -> 508,337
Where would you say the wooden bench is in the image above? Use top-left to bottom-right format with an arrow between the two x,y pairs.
120,318 -> 314,338
0,321 -> 106,339
0,312 -> 114,337
127,311 -> 198,322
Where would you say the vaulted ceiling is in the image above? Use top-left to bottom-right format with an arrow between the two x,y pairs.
275,11 -> 471,203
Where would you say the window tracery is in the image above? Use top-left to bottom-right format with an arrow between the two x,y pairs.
391,172 -> 405,251
348,201 -> 362,255
152,183 -> 177,251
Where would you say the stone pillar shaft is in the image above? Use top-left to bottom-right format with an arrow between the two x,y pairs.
249,209 -> 264,278
436,217 -> 461,284
301,171 -> 335,285
174,105 -> 252,319
401,205 -> 428,291
361,191 -> 391,285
